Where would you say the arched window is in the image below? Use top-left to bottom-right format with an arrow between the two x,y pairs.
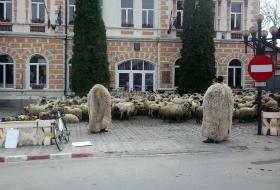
29,54 -> 47,88
228,59 -> 242,88
0,54 -> 14,88
174,59 -> 181,87
215,61 -> 218,76
117,59 -> 156,92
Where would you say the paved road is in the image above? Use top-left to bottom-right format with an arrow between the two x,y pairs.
1,151 -> 280,190
1,108 -> 280,190
1,116 -> 280,157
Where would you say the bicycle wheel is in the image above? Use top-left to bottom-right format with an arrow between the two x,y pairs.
53,122 -> 63,151
59,118 -> 70,143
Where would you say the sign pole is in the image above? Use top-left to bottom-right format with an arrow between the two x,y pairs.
255,82 -> 266,135
248,55 -> 275,135
257,86 -> 262,135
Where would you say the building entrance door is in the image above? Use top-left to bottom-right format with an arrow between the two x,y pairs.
133,73 -> 142,91
116,60 -> 156,92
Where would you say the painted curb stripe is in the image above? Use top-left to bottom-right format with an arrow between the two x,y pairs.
0,157 -> 4,162
5,155 -> 27,162
50,153 -> 72,160
251,65 -> 272,72
27,155 -> 50,161
72,153 -> 95,158
0,153 -> 96,163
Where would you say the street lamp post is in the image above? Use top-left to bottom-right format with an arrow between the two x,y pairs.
242,14 -> 279,135
64,0 -> 68,96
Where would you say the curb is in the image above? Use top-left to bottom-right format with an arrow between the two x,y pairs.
0,153 -> 95,163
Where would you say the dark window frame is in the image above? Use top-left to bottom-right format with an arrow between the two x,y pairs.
0,54 -> 14,89
31,0 -> 45,23
29,54 -> 47,89
121,0 -> 134,27
142,0 -> 154,28
231,3 -> 242,31
0,0 -> 12,22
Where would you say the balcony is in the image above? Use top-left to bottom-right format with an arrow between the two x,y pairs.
121,23 -> 134,28
29,19 -> 45,33
175,30 -> 217,39
0,19 -> 12,31
215,31 -> 244,41
231,32 -> 243,39
30,25 -> 45,32
0,23 -> 12,31
142,24 -> 153,28
31,84 -> 44,90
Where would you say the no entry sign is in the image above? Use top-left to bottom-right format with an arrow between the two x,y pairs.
248,55 -> 275,82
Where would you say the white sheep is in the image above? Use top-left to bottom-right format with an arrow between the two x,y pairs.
114,102 -> 136,119
238,105 -> 257,122
63,114 -> 80,124
64,107 -> 83,120
24,104 -> 47,116
147,101 -> 165,118
159,103 -> 188,121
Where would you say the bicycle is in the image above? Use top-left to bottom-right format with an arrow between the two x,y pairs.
51,111 -> 70,151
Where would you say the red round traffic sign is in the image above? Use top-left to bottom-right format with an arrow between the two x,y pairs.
247,55 -> 275,82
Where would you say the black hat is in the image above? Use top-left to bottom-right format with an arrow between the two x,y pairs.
216,76 -> 223,83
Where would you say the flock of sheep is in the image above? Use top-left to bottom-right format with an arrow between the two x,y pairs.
24,89 -> 280,124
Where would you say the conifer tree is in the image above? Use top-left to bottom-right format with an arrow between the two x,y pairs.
71,0 -> 110,96
178,0 -> 215,94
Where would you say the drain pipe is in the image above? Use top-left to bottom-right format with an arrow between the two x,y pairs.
64,0 -> 68,96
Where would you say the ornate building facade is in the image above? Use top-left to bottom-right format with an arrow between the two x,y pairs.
0,0 -> 262,100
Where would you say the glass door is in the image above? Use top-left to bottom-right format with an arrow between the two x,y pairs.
133,73 -> 142,91
235,68 -> 241,88
228,67 -> 242,88
228,68 -> 233,87
119,73 -> 130,91
0,65 -> 3,88
145,73 -> 154,92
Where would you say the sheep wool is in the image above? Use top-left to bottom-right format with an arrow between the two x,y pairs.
201,83 -> 234,142
87,84 -> 112,133
63,113 -> 80,124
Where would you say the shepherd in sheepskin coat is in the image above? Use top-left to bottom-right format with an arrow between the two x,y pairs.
201,83 -> 234,142
87,84 -> 112,133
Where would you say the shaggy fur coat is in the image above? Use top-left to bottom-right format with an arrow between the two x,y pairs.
87,84 -> 112,133
201,83 -> 234,142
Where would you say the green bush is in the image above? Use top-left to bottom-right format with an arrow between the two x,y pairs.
178,0 -> 216,94
71,0 -> 110,96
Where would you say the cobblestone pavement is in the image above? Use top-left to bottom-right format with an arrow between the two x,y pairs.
1,111 -> 280,157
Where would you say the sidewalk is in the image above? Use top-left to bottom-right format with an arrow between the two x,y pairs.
1,111 -> 280,163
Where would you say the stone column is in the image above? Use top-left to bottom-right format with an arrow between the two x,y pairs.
227,0 -> 231,31
13,0 -> 17,22
25,0 -> 29,23
217,0 -> 222,31
244,0 -> 248,30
